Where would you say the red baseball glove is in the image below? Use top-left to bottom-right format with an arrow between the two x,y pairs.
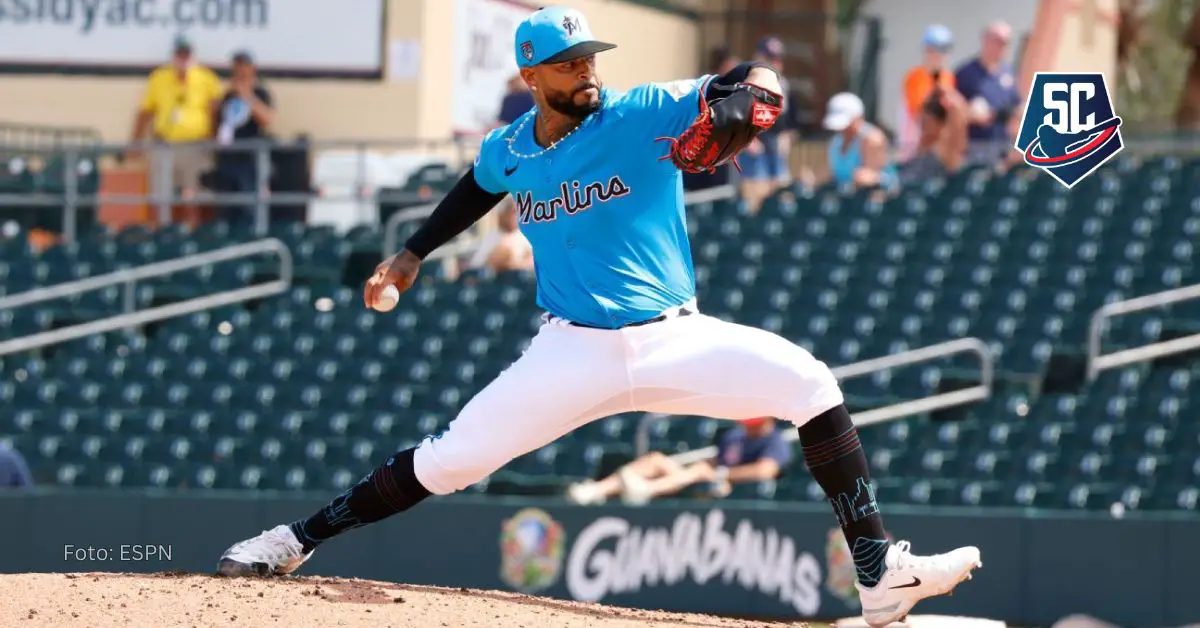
656,82 -> 784,174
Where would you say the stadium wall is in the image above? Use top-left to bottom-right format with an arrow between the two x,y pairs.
2,490 -> 1197,627
0,0 -> 699,142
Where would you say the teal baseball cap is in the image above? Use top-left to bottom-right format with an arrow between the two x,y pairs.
514,6 -> 616,68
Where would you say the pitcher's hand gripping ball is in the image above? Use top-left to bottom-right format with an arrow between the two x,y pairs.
372,285 -> 400,312
656,82 -> 783,174
364,249 -> 420,313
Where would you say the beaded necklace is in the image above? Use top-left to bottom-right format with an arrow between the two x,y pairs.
505,111 -> 587,160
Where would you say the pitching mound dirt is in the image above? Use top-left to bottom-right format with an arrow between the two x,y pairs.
0,572 -> 804,627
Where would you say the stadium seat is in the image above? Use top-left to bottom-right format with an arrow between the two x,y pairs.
2,154 -> 1199,511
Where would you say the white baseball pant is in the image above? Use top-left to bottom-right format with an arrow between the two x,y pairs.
412,301 -> 844,495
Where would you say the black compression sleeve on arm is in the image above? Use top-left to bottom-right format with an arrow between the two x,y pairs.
706,61 -> 777,98
402,167 -> 508,260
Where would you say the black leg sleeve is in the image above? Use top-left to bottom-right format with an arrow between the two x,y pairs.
798,405 -> 892,587
289,448 -> 431,552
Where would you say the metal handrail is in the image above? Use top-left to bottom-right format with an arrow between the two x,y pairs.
380,184 -> 739,261
381,203 -> 485,262
1086,282 -> 1200,381
681,184 -> 740,205
0,238 -> 292,357
0,135 -> 480,242
639,337 -> 995,462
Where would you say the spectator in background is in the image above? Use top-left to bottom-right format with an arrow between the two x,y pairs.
466,198 -> 534,273
0,444 -> 33,488
565,417 -> 792,506
824,92 -> 897,191
683,46 -> 741,192
737,36 -> 793,214
213,50 -> 275,227
129,35 -> 224,204
900,80 -> 969,185
495,75 -> 535,128
709,45 -> 740,75
955,21 -> 1022,165
899,25 -> 956,160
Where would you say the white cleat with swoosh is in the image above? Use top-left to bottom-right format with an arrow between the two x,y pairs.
856,541 -> 983,627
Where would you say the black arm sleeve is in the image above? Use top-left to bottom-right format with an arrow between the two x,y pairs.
705,61 -> 777,99
402,168 -> 508,260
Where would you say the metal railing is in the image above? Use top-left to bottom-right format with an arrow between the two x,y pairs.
681,184 -> 740,205
0,238 -> 292,357
382,203 -> 484,262
10,132 -> 1197,247
1086,282 -> 1200,381
645,337 -> 995,464
0,136 -> 476,243
0,121 -> 101,150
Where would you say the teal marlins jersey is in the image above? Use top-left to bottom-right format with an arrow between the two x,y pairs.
473,77 -> 715,329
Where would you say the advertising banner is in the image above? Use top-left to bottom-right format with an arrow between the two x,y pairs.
451,0 -> 534,135
0,0 -> 385,77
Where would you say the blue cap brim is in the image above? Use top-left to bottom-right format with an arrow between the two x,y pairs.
539,40 -> 617,65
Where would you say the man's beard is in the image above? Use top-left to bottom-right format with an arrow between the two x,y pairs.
544,85 -> 602,119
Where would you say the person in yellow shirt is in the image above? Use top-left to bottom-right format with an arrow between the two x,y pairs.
130,35 -> 224,202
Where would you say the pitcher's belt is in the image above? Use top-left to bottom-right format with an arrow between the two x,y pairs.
545,304 -> 697,330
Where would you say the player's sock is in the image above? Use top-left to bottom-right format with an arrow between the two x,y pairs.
798,404 -> 890,588
288,447 -> 431,553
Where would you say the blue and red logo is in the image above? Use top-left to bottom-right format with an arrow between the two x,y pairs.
1015,72 -> 1123,189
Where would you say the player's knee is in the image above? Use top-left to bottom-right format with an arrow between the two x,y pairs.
809,359 -> 841,395
779,340 -> 841,394
809,360 -> 844,408
421,461 -> 492,495
781,356 -> 844,428
413,440 -> 505,496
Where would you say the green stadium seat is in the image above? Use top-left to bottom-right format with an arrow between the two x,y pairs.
2,158 -> 1199,511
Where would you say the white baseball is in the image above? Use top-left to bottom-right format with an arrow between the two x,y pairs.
373,284 -> 400,312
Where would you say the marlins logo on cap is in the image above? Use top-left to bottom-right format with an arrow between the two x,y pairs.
513,6 -> 616,68
562,14 -> 581,36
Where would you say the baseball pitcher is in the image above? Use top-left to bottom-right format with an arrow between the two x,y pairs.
218,8 -> 981,625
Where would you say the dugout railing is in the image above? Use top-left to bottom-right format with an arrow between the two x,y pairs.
1086,281 -> 1200,381
0,238 -> 293,357
641,336 -> 995,463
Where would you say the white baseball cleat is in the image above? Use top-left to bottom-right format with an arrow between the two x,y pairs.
856,540 -> 983,627
216,524 -> 313,577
